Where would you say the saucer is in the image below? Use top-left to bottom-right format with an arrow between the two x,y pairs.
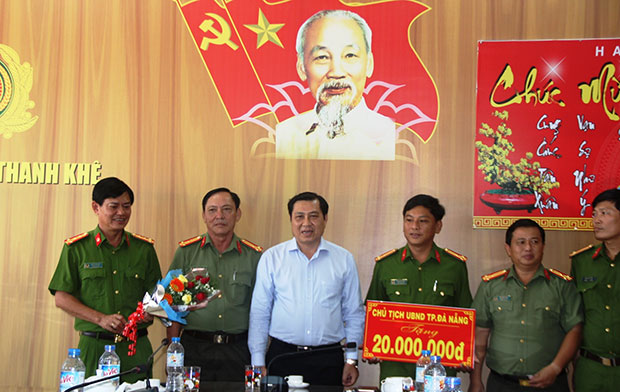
288,381 -> 310,389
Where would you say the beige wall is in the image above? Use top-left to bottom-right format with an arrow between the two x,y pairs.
0,0 -> 618,390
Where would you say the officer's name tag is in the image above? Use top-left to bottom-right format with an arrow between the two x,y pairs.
493,295 -> 511,302
390,279 -> 408,285
84,262 -> 103,269
582,276 -> 597,282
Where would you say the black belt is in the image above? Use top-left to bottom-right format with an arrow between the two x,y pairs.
490,369 -> 566,387
271,337 -> 342,352
183,330 -> 248,344
490,369 -> 531,387
81,328 -> 148,342
580,348 -> 620,367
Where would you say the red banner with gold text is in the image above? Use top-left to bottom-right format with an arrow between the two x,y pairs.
474,39 -> 620,230
363,300 -> 475,367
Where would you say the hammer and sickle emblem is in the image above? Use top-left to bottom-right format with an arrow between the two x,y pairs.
199,12 -> 239,51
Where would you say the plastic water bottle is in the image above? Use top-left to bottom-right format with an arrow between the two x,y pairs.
442,377 -> 463,392
59,348 -> 86,392
415,349 -> 432,391
423,355 -> 446,392
98,344 -> 121,387
165,337 -> 184,392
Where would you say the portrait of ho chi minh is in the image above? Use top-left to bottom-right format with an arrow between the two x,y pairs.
275,9 -> 396,161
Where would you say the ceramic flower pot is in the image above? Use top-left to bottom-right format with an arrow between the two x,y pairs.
480,189 -> 536,214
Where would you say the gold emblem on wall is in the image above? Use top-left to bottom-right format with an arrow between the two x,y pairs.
0,44 -> 38,139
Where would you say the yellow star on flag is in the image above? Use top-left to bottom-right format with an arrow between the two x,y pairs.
244,9 -> 285,49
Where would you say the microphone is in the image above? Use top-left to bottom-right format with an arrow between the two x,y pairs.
147,338 -> 169,365
140,338 -> 170,392
260,341 -> 357,392
65,365 -> 145,392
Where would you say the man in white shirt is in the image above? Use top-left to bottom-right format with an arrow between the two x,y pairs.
248,192 -> 365,386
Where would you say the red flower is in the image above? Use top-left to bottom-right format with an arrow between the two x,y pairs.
195,275 -> 203,281
187,281 -> 195,289
196,292 -> 206,302
201,276 -> 210,284
170,278 -> 185,293
163,293 -> 173,305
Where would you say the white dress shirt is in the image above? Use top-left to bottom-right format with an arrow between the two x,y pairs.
248,237 -> 365,366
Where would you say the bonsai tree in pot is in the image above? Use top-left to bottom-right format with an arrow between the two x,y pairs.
476,110 -> 559,213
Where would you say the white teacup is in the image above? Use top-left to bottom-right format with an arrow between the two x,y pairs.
285,375 -> 304,386
380,376 -> 413,392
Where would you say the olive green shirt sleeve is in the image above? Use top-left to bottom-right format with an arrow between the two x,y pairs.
559,278 -> 583,333
454,258 -> 473,308
143,243 -> 162,293
48,243 -> 81,296
472,281 -> 492,328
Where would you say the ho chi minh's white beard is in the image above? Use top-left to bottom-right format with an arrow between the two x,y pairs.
315,80 -> 357,139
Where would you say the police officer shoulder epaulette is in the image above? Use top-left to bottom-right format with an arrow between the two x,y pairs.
444,248 -> 467,262
64,232 -> 89,245
569,244 -> 593,258
179,235 -> 202,247
131,232 -> 155,244
375,249 -> 398,262
481,269 -> 508,282
241,239 -> 263,252
548,268 -> 573,281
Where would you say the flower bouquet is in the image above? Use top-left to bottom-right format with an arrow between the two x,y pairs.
122,268 -> 220,355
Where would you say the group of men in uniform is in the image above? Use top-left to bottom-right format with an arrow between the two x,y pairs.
466,188 -> 620,392
48,176 -> 620,391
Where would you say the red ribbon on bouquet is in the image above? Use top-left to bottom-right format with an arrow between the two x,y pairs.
122,301 -> 145,356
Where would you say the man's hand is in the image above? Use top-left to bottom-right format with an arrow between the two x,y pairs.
55,291 -> 127,333
362,357 -> 381,364
187,299 -> 210,311
259,366 -> 267,378
453,363 -> 474,373
468,379 -> 485,392
469,327 -> 490,392
166,321 -> 182,343
140,312 -> 154,323
528,363 -> 561,388
98,313 -> 126,334
342,363 -> 358,386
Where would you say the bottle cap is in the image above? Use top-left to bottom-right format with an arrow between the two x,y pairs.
104,345 -> 116,351
421,350 -> 431,356
171,337 -> 181,343
430,355 -> 441,362
68,348 -> 81,356
446,377 -> 461,387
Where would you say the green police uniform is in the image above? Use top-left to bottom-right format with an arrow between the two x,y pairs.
48,226 -> 162,383
571,244 -> 620,392
169,233 -> 262,381
473,265 -> 582,388
365,243 -> 472,380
